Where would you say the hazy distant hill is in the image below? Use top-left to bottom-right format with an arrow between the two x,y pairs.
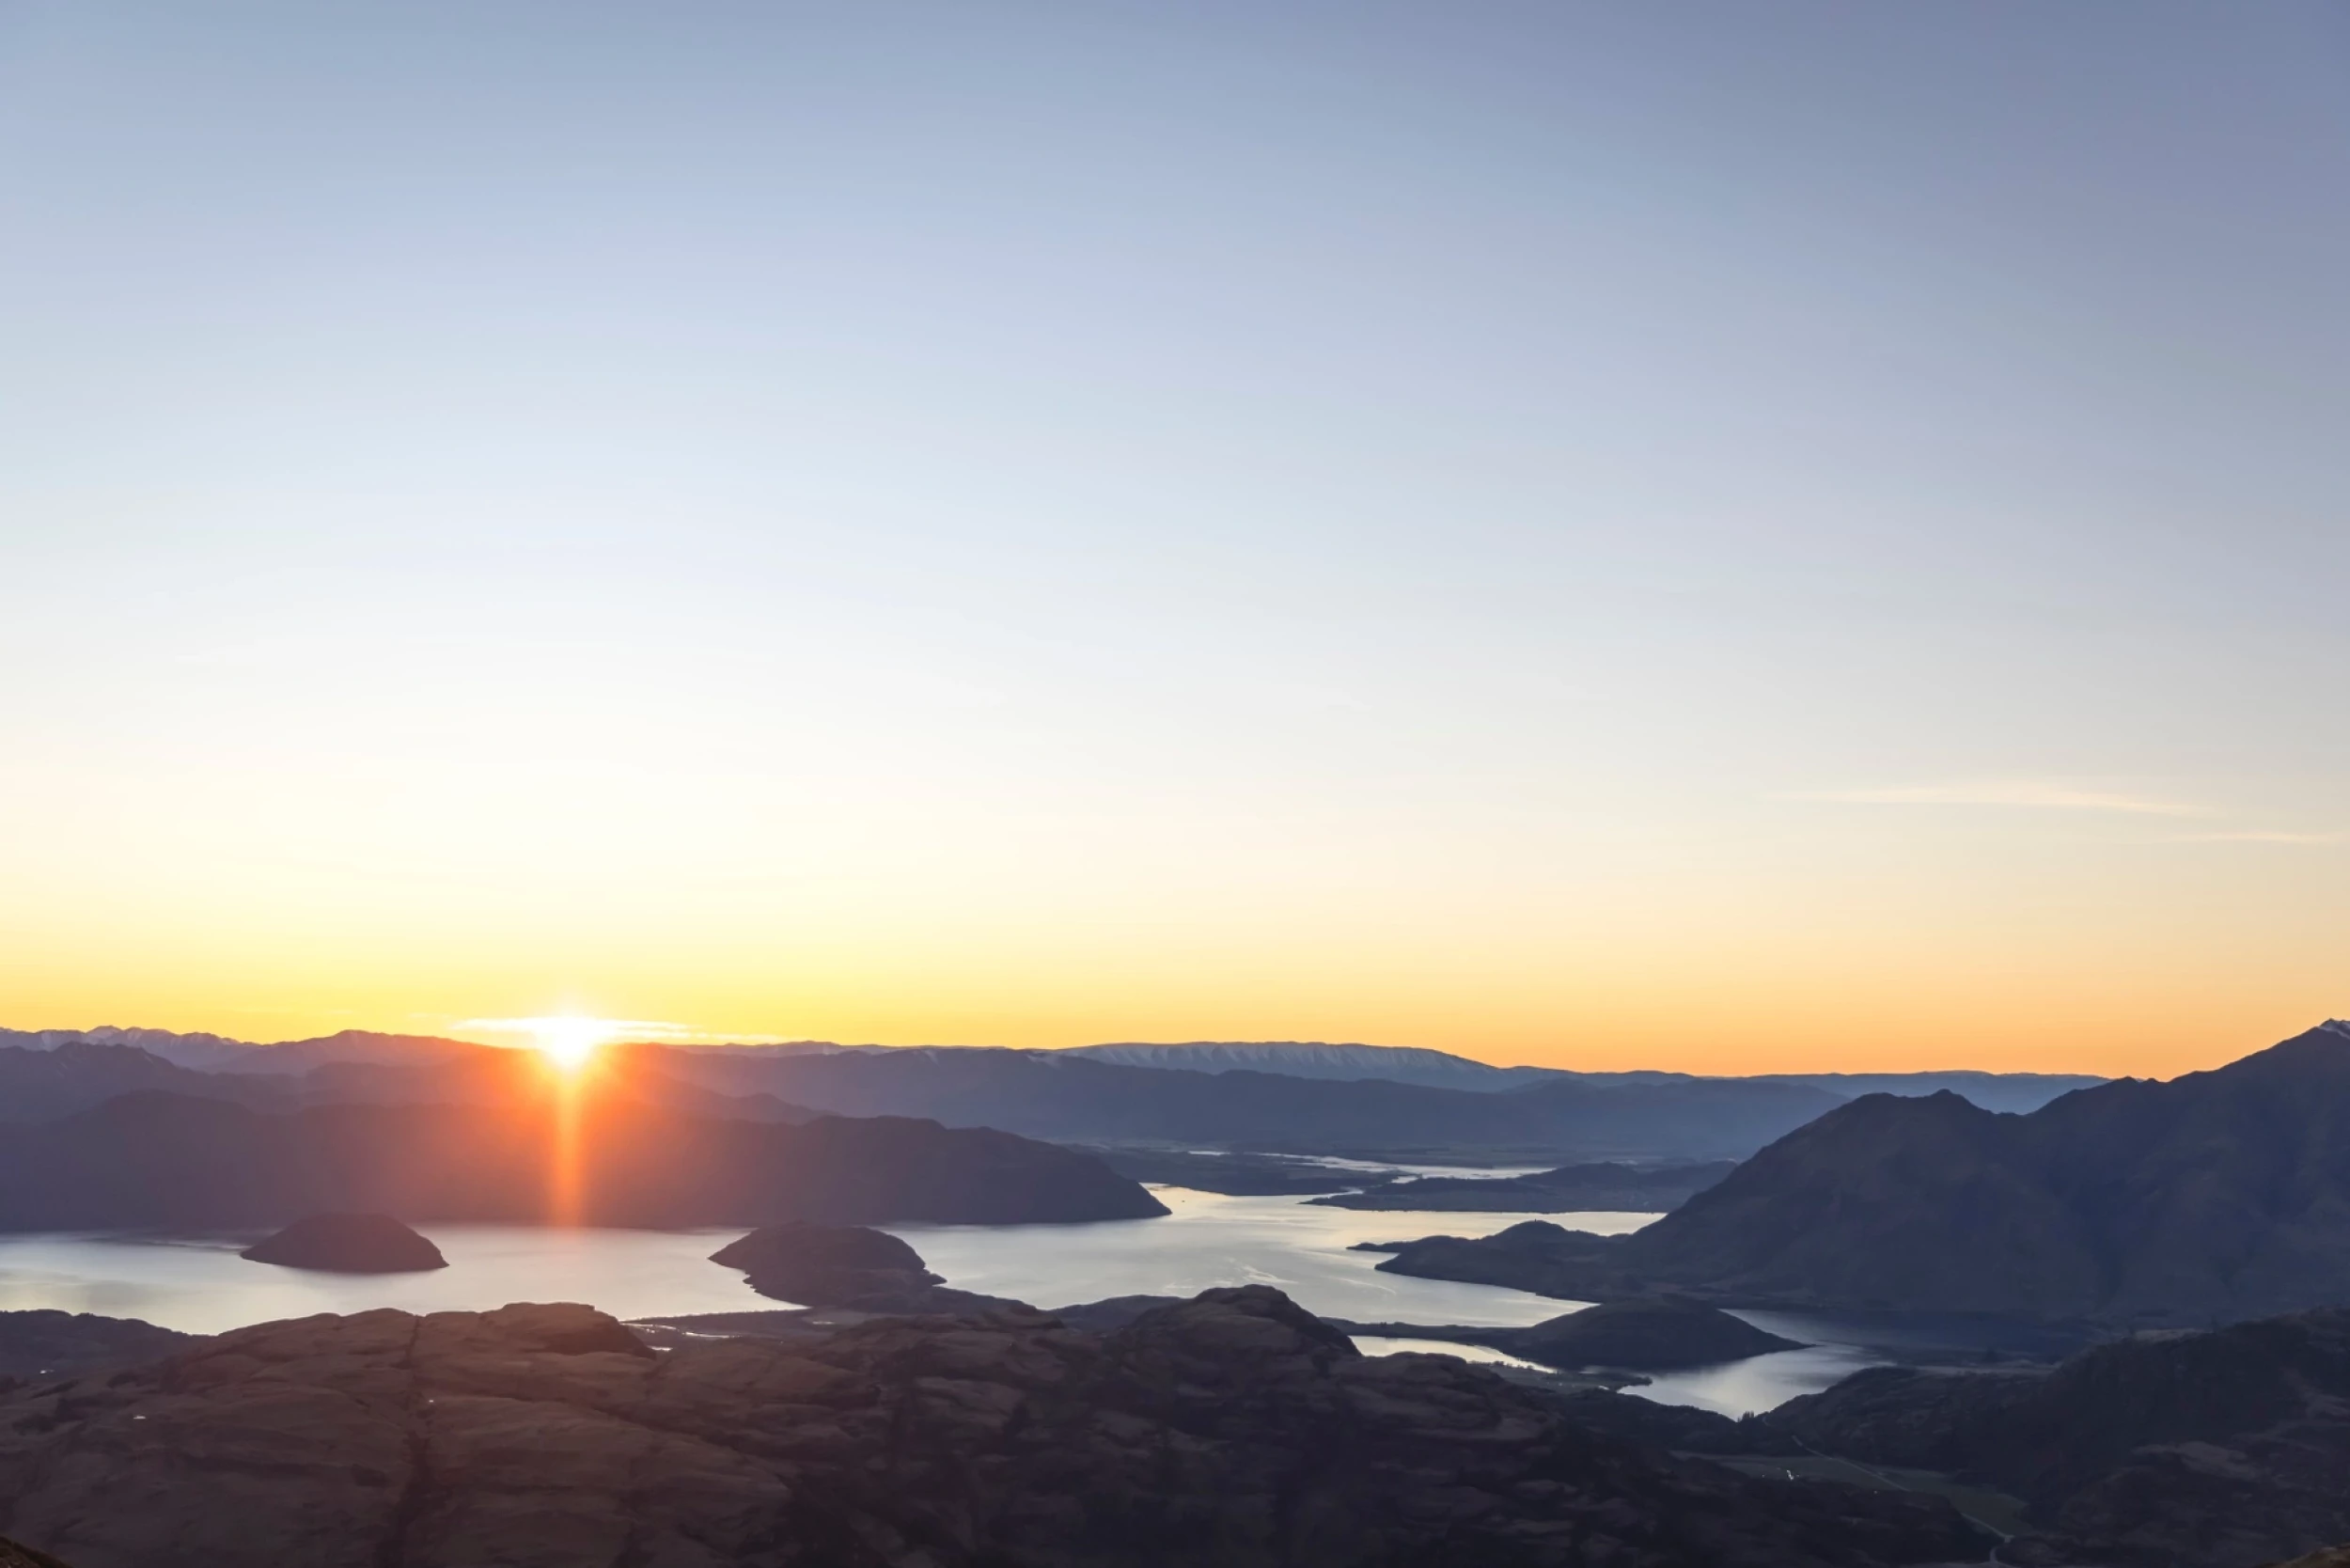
0,1033 -> 1832,1161
640,1044 -> 1850,1161
200,1029 -> 481,1074
1060,1040 -> 2104,1110
1378,1022 -> 2350,1327
4,1028 -> 2104,1109
0,1027 -> 478,1074
0,1043 -> 286,1121
1062,1040 -> 1570,1090
1750,1069 -> 2106,1116
0,1026 -> 261,1073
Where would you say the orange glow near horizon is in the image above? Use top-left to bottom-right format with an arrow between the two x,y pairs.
4,922 -> 2342,1083
548,1069 -> 587,1227
527,1016 -> 613,1074
506,1018 -> 616,1226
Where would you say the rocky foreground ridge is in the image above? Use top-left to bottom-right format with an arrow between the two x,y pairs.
0,1292 -> 1986,1568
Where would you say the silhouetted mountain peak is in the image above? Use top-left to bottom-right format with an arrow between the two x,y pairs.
2194,1021 -> 2350,1083
1423,1023 -> 2350,1325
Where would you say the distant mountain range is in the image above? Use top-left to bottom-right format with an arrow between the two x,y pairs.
1371,1022 -> 2350,1328
647,1046 -> 1855,1161
6,1036 -> 1846,1163
0,1027 -> 2107,1163
1061,1041 -> 2106,1113
1061,1040 -> 1572,1090
0,1027 -> 476,1075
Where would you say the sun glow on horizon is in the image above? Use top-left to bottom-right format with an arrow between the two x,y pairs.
523,1015 -> 616,1074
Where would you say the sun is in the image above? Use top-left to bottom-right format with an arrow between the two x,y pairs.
528,1016 -> 612,1074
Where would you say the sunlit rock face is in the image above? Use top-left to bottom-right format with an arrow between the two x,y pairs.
242,1214 -> 448,1274
0,1293 -> 1985,1568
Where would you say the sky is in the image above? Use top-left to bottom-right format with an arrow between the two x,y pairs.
2,1 -> 2345,1076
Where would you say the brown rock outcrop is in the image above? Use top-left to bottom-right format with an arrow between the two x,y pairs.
0,1290 -> 1985,1568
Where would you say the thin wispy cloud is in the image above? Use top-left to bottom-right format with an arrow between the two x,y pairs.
2168,830 -> 2346,845
1789,782 -> 2209,817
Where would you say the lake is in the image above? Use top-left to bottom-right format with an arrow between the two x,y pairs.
0,1188 -> 1906,1415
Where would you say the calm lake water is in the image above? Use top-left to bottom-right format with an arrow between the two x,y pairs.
0,1189 -> 1901,1415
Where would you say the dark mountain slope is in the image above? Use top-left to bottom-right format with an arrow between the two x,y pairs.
207,1028 -> 482,1074
0,1091 -> 1164,1230
1609,1089 -> 2108,1317
1377,1024 -> 2350,1326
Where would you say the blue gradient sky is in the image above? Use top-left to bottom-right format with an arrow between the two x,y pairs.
3,2 -> 2345,1072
